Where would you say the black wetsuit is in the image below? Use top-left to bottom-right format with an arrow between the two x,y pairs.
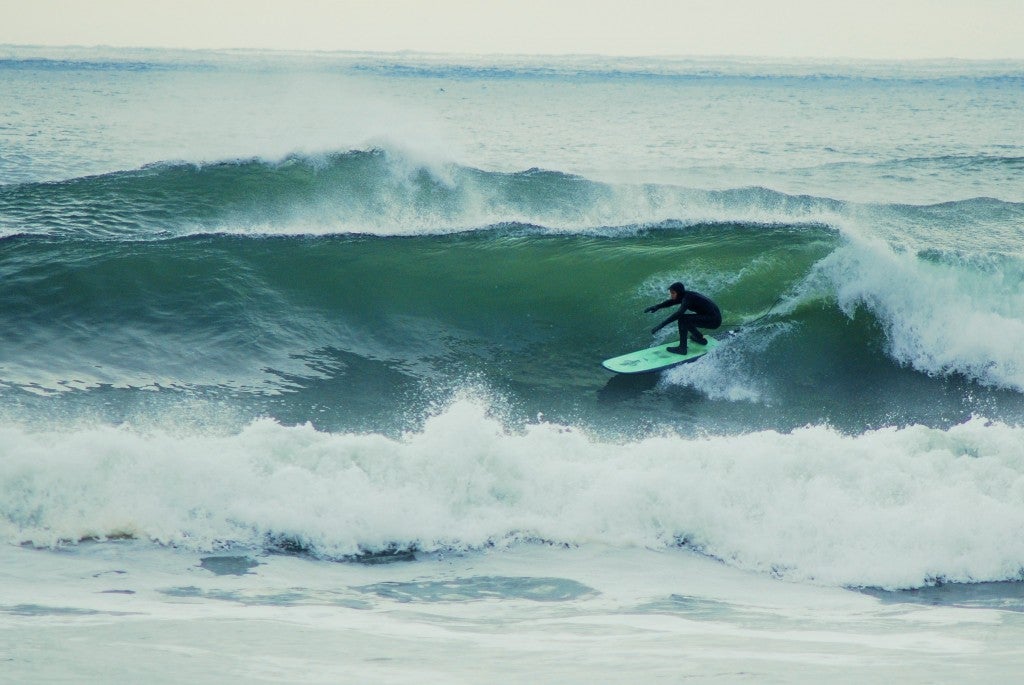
649,290 -> 722,346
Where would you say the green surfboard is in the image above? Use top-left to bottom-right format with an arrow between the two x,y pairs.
602,336 -> 721,374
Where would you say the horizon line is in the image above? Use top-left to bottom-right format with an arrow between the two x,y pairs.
4,43 -> 1024,65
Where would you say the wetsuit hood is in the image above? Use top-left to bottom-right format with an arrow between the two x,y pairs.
668,282 -> 686,298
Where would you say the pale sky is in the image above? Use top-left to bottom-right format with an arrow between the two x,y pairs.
2,0 -> 1022,60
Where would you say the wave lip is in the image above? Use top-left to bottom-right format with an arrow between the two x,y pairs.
3,398 -> 1024,590
810,235 -> 1024,392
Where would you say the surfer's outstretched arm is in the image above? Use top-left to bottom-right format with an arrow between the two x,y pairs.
651,310 -> 679,334
644,298 -> 676,314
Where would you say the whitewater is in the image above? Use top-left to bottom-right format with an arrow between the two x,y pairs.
2,46 -> 1024,683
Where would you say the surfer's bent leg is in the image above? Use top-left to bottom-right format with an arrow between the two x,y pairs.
678,313 -> 722,345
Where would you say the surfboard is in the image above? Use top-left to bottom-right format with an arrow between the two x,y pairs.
602,335 -> 721,374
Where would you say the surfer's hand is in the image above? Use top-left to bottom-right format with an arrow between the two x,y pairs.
644,306 -> 658,313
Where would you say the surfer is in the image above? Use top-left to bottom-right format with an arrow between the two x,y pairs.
644,282 -> 722,354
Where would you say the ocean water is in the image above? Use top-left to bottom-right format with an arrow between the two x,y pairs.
2,46 -> 1024,682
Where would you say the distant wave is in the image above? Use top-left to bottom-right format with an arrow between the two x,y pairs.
0,150 -> 853,239
0,57 -> 172,72
807,154 -> 1024,175
350,61 -> 1024,85
6,148 -> 1022,242
3,46 -> 1022,82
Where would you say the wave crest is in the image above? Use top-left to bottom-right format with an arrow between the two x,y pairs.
0,149 -> 850,239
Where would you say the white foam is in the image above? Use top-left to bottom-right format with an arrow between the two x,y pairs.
3,397 -> 1024,589
661,327 -> 785,403
808,234 -> 1024,392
